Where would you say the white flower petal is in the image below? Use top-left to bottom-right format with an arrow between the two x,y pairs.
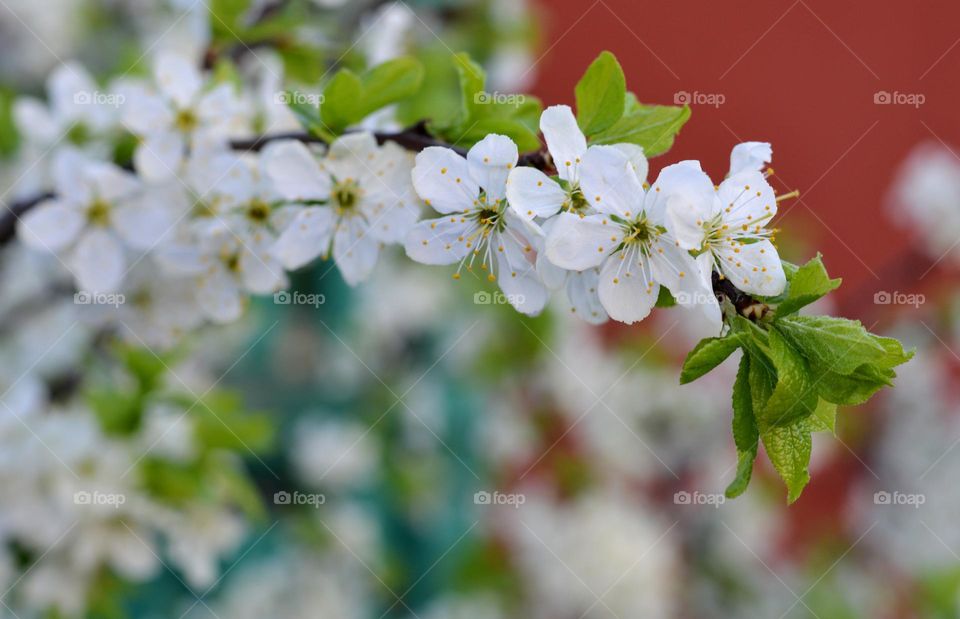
325,132 -> 380,183
612,143 -> 649,186
261,140 -> 331,201
333,218 -> 380,285
12,98 -> 58,144
121,89 -> 173,136
135,133 -> 185,182
579,145 -> 644,216
717,171 -> 777,228
196,268 -> 244,323
87,163 -> 141,203
496,233 -> 548,316
545,212 -> 620,271
412,147 -> 479,214
271,207 -> 336,269
506,167 -> 567,221
17,199 -> 85,252
51,147 -> 93,203
729,142 -> 772,177
154,52 -> 202,108
112,199 -> 175,250
48,62 -> 98,124
565,267 -> 607,324
597,251 -> 657,324
466,133 -> 518,202
239,246 -> 287,294
70,228 -> 126,292
540,105 -> 586,182
657,162 -> 716,250
647,234 -> 701,298
195,84 -> 242,131
717,239 -> 786,296
404,217 -> 473,266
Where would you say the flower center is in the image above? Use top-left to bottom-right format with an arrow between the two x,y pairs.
564,185 -> 590,214
333,179 -> 361,213
245,199 -> 271,223
87,199 -> 111,226
174,109 -> 198,133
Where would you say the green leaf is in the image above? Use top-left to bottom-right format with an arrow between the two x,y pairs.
806,399 -> 838,434
814,363 -> 896,406
320,69 -> 363,133
776,316 -> 890,376
761,421 -> 812,504
574,51 -> 626,136
453,52 -> 487,123
680,333 -> 743,384
319,58 -> 425,134
654,286 -> 676,308
591,94 -> 691,157
774,254 -> 841,317
761,329 -> 818,429
726,355 -> 759,498
358,57 -> 425,117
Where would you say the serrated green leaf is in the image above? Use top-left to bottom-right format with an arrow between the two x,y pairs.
680,333 -> 743,384
287,96 -> 326,138
762,421 -> 812,503
726,355 -> 759,498
761,329 -> 818,429
815,363 -> 896,406
774,254 -> 841,317
574,51 -> 626,136
591,94 -> 691,157
776,316 -> 889,376
805,398 -> 837,434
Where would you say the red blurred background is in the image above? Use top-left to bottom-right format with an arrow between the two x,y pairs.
528,0 -> 959,321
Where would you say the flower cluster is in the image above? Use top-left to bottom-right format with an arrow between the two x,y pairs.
407,105 -> 785,329
13,54 -> 785,344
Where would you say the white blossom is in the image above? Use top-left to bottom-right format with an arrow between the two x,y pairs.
406,133 -> 548,315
